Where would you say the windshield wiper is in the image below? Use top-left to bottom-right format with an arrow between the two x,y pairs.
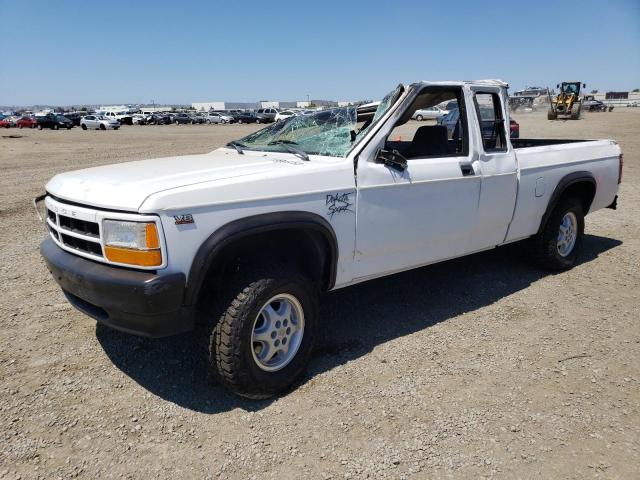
267,140 -> 309,161
226,141 -> 246,154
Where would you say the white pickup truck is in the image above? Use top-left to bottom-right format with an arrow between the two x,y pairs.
37,80 -> 622,398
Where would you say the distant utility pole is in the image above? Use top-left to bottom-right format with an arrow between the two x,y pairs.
306,94 -> 310,105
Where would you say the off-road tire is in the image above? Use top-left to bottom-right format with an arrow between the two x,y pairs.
530,197 -> 584,271
570,102 -> 582,120
199,265 -> 319,399
547,108 -> 557,120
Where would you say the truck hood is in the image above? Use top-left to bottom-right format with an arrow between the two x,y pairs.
46,148 -> 280,211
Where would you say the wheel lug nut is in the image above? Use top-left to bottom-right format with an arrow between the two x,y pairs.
286,327 -> 291,335
275,321 -> 281,328
274,339 -> 280,347
283,319 -> 288,327
271,331 -> 277,339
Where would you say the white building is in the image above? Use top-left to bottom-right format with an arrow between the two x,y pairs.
192,101 -> 225,112
98,105 -> 133,112
259,101 -> 279,109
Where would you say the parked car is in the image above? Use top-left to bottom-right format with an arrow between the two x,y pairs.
627,101 -> 638,107
234,112 -> 263,124
36,114 -> 73,130
0,118 -> 9,128
412,106 -> 448,121
16,116 -> 38,128
61,112 -> 84,126
131,114 -> 147,125
1,115 -> 18,127
256,108 -> 278,122
438,107 -> 519,138
80,115 -> 120,130
275,110 -> 296,122
37,79 -> 622,399
146,113 -> 172,125
509,118 -> 520,138
101,111 -> 133,125
206,112 -> 234,124
187,113 -> 205,124
172,113 -> 193,125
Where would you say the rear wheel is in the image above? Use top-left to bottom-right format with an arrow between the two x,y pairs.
238,119 -> 243,124
199,265 -> 318,399
416,114 -> 423,121
18,124 -> 23,129
53,124 -> 59,130
100,124 -> 106,130
81,124 -> 87,130
530,197 -> 584,271
37,124 -> 43,130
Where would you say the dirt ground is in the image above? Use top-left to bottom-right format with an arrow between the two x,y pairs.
1,110 -> 638,479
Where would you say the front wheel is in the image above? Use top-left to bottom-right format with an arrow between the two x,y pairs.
547,108 -> 557,120
37,124 -> 43,130
530,197 -> 584,271
100,124 -> 106,130
416,115 -> 423,121
53,124 -> 59,130
200,266 -> 318,399
18,124 -> 23,129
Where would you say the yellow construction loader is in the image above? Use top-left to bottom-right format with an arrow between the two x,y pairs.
548,82 -> 586,120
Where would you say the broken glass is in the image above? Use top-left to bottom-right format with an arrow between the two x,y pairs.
236,107 -> 357,157
232,85 -> 404,158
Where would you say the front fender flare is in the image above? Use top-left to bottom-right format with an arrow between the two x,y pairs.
183,211 -> 338,306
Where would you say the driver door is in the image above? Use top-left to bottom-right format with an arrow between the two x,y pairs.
354,85 -> 482,280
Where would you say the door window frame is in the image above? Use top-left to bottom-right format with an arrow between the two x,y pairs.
472,91 -> 507,153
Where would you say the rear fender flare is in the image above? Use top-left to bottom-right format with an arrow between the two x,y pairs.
537,171 -> 596,234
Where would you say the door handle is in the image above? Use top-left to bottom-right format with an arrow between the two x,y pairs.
459,161 -> 475,176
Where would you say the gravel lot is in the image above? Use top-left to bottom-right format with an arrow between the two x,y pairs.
1,111 -> 638,479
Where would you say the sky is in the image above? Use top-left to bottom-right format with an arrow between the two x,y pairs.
1,0 -> 639,106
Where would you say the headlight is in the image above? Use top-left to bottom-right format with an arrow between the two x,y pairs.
102,220 -> 162,267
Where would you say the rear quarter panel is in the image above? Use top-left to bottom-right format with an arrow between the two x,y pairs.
506,140 -> 621,242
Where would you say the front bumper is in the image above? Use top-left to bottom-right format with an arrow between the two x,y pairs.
40,238 -> 192,337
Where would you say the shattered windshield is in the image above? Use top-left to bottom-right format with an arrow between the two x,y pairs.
236,108 -> 357,157
232,85 -> 403,158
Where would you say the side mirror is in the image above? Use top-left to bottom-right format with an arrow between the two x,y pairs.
583,83 -> 587,88
377,148 -> 408,172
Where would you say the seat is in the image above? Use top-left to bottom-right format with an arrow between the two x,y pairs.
405,125 -> 449,158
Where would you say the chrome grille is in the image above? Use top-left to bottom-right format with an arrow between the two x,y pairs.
47,207 -> 104,258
